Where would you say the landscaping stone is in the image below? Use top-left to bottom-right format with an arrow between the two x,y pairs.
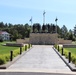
63,44 -> 76,48
6,43 -> 24,47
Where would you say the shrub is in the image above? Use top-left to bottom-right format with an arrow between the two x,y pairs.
13,48 -> 20,57
65,52 -> 68,58
28,44 -> 30,49
55,46 -> 76,66
54,44 -> 57,49
71,56 -> 75,64
25,45 -> 27,51
64,49 -> 76,65
0,55 -> 6,65
0,46 -> 26,65
0,39 -> 3,42
22,46 -> 25,52
31,44 -> 32,47
4,54 -> 10,61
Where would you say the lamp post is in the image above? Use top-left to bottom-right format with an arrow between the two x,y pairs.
55,17 -> 58,33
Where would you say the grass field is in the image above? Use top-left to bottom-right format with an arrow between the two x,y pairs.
64,48 -> 76,55
64,48 -> 76,65
0,41 -> 31,65
0,41 -> 19,54
55,45 -> 76,65
0,41 -> 25,65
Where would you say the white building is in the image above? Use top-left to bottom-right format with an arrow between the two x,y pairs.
0,31 -> 10,41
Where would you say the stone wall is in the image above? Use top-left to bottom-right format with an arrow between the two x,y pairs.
29,33 -> 58,45
16,38 -> 29,44
6,43 -> 24,47
58,38 -> 72,44
63,44 -> 76,48
16,33 -> 72,45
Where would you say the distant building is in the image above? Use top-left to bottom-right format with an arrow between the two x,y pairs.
0,31 -> 10,41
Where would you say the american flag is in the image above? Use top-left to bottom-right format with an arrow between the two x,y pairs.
29,17 -> 32,22
55,17 -> 58,21
43,10 -> 46,15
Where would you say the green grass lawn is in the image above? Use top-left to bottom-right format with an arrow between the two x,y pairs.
56,45 -> 76,65
0,41 -> 28,65
0,46 -> 19,54
64,48 -> 76,65
64,48 -> 76,55
0,41 -> 19,55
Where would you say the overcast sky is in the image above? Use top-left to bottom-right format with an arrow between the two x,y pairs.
0,0 -> 76,30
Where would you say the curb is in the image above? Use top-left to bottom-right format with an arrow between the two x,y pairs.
53,47 -> 76,72
0,47 -> 33,69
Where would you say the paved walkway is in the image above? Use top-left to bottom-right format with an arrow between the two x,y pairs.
6,45 -> 71,72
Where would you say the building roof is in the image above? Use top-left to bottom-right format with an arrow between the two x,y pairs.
0,31 -> 9,35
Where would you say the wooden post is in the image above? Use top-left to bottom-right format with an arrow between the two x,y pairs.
58,45 -> 59,51
25,45 -> 27,51
10,50 -> 13,61
68,52 -> 71,63
20,47 -> 22,55
62,47 -> 64,55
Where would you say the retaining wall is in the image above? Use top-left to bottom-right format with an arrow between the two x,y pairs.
63,44 -> 76,48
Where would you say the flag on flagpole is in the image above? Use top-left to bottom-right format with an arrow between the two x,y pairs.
43,10 -> 46,15
29,17 -> 32,22
55,17 -> 58,22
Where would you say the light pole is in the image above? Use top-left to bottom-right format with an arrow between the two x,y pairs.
55,17 -> 58,33
43,10 -> 46,25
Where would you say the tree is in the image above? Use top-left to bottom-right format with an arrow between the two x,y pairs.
52,24 -> 56,33
0,21 -> 75,41
18,34 -> 22,39
8,23 -> 13,28
13,30 -> 18,40
46,24 -> 51,33
37,23 -> 41,32
42,25 -> 46,32
61,25 -> 68,39
68,29 -> 75,41
74,25 -> 76,36
33,24 -> 35,33
33,24 -> 38,33
5,23 -> 8,28
57,25 -> 61,34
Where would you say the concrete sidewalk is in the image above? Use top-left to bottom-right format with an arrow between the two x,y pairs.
6,45 -> 71,72
0,72 -> 76,75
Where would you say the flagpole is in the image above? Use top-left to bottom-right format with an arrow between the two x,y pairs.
31,17 -> 32,26
43,10 -> 46,25
55,17 -> 58,33
29,16 -> 33,32
55,17 -> 58,44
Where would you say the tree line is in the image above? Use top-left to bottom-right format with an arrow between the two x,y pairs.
0,22 -> 76,41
